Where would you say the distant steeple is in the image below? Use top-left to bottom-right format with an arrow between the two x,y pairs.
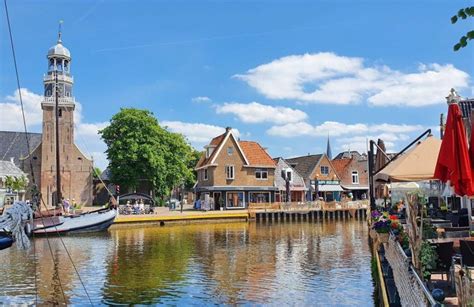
326,135 -> 332,159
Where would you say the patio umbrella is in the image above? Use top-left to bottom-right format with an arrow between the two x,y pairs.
470,119 -> 474,171
434,102 -> 474,196
375,136 -> 441,182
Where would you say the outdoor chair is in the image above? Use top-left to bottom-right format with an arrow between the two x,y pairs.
459,240 -> 474,267
118,205 -> 126,215
458,215 -> 469,227
432,241 -> 454,281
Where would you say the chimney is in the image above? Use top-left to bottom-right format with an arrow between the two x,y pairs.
225,127 -> 232,133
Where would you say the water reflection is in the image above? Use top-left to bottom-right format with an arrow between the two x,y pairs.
0,221 -> 373,305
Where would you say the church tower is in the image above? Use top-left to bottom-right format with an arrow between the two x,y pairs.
22,26 -> 93,207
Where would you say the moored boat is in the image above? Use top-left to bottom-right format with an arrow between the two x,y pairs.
0,232 -> 14,250
33,208 -> 117,234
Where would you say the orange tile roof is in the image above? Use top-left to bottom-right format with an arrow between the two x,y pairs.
239,141 -> 276,167
331,158 -> 352,177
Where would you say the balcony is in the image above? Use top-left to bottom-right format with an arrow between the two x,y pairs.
43,73 -> 74,83
42,96 -> 75,105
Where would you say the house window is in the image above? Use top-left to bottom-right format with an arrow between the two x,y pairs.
352,171 -> 359,184
249,192 -> 270,203
320,166 -> 329,175
227,146 -> 233,155
226,192 -> 245,208
225,165 -> 235,180
203,169 -> 208,181
255,168 -> 268,180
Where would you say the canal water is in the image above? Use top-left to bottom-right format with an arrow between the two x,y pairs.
0,221 -> 374,305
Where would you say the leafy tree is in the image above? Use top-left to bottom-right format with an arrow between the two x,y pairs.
4,175 -> 28,192
100,108 -> 196,199
184,148 -> 201,189
451,7 -> 474,51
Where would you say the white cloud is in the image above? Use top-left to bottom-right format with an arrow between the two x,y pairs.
215,101 -> 308,124
161,120 -> 240,148
235,52 -> 470,106
191,96 -> 212,103
267,120 -> 423,138
0,89 -> 43,131
268,121 -> 423,154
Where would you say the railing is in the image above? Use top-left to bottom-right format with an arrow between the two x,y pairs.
42,97 -> 75,104
384,234 -> 436,306
43,73 -> 74,82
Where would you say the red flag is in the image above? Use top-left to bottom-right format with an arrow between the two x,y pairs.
434,103 -> 474,196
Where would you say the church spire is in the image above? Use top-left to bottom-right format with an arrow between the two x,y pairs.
326,135 -> 332,160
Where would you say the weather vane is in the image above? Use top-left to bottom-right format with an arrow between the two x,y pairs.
58,20 -> 63,43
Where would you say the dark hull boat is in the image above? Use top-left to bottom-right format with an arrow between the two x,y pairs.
0,232 -> 14,250
33,208 -> 116,235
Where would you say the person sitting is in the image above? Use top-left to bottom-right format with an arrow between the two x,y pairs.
63,198 -> 71,215
125,201 -> 132,215
133,201 -> 140,214
139,199 -> 145,214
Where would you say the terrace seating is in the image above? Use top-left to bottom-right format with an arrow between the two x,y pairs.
432,241 -> 454,281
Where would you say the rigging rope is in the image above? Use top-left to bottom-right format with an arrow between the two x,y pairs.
3,1 -> 92,304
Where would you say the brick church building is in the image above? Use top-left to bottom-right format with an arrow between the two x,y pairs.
0,31 -> 93,207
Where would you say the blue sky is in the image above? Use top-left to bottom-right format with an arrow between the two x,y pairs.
1,0 -> 473,169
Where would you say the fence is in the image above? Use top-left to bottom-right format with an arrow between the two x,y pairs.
384,234 -> 436,306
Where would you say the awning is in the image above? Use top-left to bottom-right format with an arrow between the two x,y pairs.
341,185 -> 369,190
317,184 -> 344,192
375,136 -> 442,182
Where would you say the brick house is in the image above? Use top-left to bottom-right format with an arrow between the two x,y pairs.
332,151 -> 369,200
273,157 -> 306,202
285,154 -> 342,201
194,128 -> 277,209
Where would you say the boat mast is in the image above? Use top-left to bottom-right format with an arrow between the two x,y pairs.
55,24 -> 62,207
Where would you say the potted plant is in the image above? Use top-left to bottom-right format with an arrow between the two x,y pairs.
372,219 -> 391,243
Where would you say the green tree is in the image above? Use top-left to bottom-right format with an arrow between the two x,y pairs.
5,175 -> 27,192
451,7 -> 474,51
99,108 -> 196,199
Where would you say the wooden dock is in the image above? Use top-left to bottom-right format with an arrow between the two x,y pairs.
249,200 -> 368,223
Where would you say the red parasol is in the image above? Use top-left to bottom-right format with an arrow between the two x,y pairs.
470,119 -> 474,171
434,102 -> 474,196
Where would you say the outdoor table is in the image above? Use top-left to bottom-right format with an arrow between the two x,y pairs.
427,237 -> 474,249
430,219 -> 451,223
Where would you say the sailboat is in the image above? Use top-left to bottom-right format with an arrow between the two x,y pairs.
28,25 -> 117,234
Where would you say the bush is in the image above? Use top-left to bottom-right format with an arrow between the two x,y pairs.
419,241 -> 438,280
